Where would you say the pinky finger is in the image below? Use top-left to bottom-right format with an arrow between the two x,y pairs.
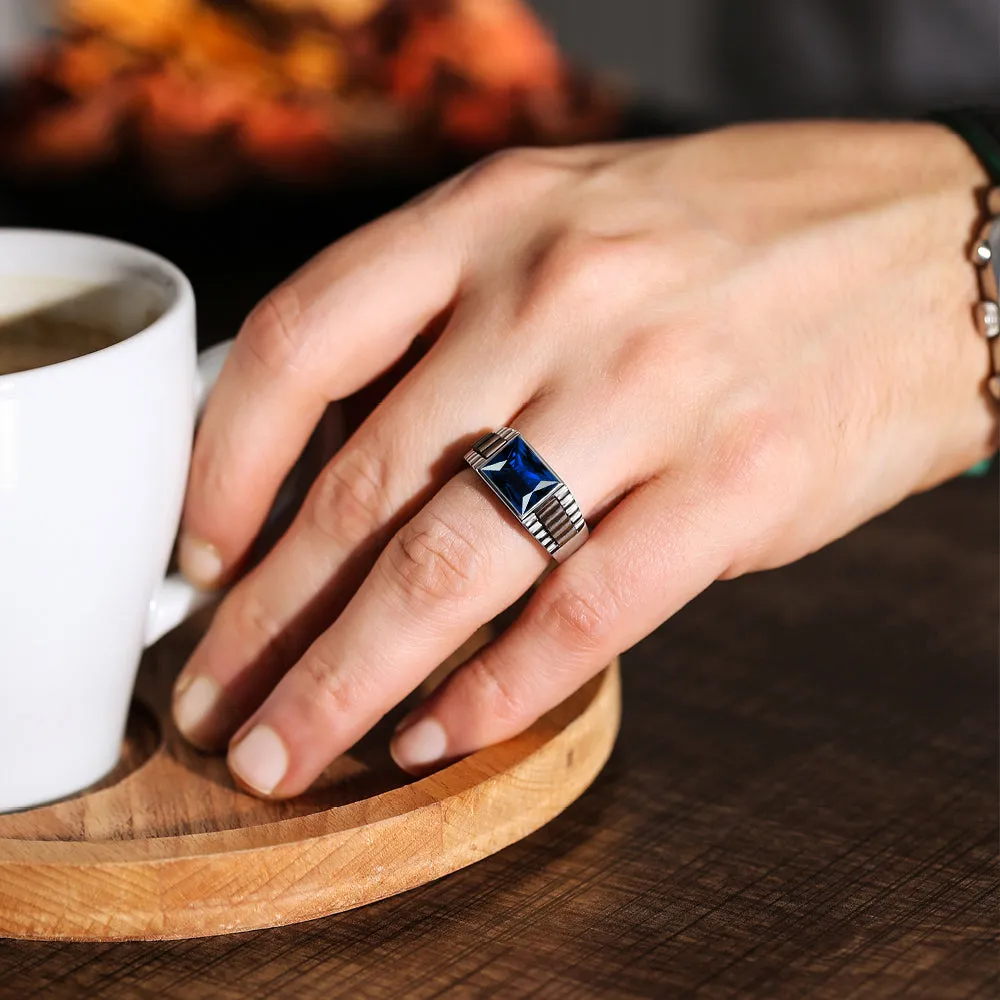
389,474 -> 735,773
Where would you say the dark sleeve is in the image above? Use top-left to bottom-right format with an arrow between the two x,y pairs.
930,109 -> 1000,184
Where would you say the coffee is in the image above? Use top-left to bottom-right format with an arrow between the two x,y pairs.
0,275 -> 141,376
0,316 -> 122,375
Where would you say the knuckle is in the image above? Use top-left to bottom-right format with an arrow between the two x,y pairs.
382,512 -> 489,606
220,587 -> 292,660
240,284 -> 305,376
605,309 -> 730,415
308,445 -> 391,544
602,325 -> 673,395
532,577 -> 621,653
465,651 -> 529,726
298,649 -> 362,719
709,405 -> 812,576
714,407 -> 797,496
652,311 -> 720,382
654,238 -> 699,288
454,147 -> 558,201
517,231 -> 632,328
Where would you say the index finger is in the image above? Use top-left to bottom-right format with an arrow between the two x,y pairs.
179,198 -> 467,587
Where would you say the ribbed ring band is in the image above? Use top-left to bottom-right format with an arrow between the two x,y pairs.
465,427 -> 589,562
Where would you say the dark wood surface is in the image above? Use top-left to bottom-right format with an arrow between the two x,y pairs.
0,473 -> 996,998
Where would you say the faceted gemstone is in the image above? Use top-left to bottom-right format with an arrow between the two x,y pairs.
480,436 -> 559,517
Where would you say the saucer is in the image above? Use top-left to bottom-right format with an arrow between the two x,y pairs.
0,615 -> 619,940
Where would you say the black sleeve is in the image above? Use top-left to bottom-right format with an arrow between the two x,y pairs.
930,109 -> 1000,184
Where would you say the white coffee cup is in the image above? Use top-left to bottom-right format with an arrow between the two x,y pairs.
0,229 -> 226,812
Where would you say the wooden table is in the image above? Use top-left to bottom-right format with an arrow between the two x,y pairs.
0,474 -> 995,998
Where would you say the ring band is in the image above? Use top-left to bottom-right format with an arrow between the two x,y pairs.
465,427 -> 589,562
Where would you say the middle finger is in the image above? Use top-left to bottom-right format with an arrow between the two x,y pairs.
223,400 -> 634,798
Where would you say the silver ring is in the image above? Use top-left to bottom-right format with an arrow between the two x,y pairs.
465,427 -> 589,562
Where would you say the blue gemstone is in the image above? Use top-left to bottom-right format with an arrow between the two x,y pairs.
480,436 -> 560,517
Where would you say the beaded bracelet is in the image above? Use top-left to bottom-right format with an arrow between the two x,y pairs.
971,189 -> 1000,402
932,110 -> 1000,401
930,110 -> 1000,473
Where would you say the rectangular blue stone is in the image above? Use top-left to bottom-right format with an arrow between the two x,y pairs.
479,435 -> 560,518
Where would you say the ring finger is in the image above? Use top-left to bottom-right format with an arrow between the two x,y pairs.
222,400 -> 642,798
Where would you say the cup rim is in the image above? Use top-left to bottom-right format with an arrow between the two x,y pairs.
0,228 -> 195,385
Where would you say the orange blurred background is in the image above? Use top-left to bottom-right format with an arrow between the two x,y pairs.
3,0 -> 616,199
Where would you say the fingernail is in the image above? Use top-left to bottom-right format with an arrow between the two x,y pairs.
391,716 -> 448,770
173,675 -> 220,738
179,535 -> 223,589
229,724 -> 288,795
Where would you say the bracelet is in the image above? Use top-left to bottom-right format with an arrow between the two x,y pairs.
932,110 -> 1000,404
972,188 -> 1000,401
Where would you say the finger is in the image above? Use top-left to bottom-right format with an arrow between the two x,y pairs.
221,406 -> 639,798
172,323 -> 533,749
179,198 -> 469,588
390,473 -> 737,772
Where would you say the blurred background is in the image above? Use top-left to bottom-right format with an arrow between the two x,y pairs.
0,0 -> 997,344
534,0 -> 998,122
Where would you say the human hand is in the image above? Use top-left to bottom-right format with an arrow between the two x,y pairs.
172,121 -> 995,797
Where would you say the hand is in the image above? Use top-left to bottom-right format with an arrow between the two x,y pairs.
172,121 -> 995,797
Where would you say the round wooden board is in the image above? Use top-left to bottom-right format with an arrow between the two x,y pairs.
0,615 -> 620,941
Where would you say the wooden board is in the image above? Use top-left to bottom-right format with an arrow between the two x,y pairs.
0,616 -> 619,942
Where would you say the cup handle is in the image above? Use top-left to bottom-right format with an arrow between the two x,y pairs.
143,339 -> 233,647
